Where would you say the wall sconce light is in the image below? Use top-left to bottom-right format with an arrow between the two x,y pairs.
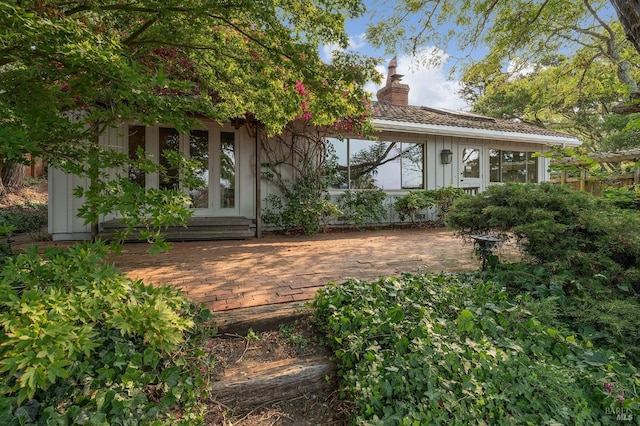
440,149 -> 453,165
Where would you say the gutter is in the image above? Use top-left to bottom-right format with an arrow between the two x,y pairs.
373,119 -> 581,146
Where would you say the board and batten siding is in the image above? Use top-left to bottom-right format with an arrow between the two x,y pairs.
48,122 -> 556,240
48,167 -> 91,241
49,123 -> 259,241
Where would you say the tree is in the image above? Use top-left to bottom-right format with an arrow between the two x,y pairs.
462,51 -> 639,151
610,0 -> 640,54
0,163 -> 26,197
0,1 -> 380,243
367,0 -> 639,101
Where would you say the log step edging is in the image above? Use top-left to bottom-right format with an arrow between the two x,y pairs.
211,354 -> 335,409
213,301 -> 310,335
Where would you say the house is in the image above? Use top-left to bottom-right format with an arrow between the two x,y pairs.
48,59 -> 581,241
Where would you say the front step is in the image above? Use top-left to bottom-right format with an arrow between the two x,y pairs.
99,216 -> 254,241
214,301 -> 309,335
211,355 -> 334,409
211,301 -> 337,411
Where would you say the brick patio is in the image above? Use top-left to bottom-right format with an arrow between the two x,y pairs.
110,228 -> 497,312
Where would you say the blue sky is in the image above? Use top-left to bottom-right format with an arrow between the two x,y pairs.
320,2 -> 471,111
320,0 -> 619,112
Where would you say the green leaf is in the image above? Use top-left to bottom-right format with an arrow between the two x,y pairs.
456,309 -> 475,333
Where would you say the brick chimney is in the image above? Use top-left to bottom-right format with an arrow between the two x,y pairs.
376,56 -> 409,106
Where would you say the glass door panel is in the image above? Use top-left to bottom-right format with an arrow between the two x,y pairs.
128,125 -> 146,187
188,130 -> 210,209
462,148 -> 480,178
219,131 -> 236,209
460,146 -> 483,190
158,127 -> 181,190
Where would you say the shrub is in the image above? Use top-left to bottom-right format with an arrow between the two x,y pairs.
262,181 -> 341,235
0,242 -> 217,425
394,191 -> 436,223
446,183 -> 640,288
0,201 -> 47,235
336,189 -> 387,229
313,274 -> 639,424
483,262 -> 640,364
394,187 -> 465,225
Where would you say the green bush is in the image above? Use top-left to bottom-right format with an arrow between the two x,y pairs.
313,274 -> 640,424
394,191 -> 436,223
0,242 -> 217,425
336,189 -> 387,229
446,183 -> 640,287
262,181 -> 340,235
394,187 -> 465,225
482,262 -> 640,364
446,183 -> 640,363
0,201 -> 47,234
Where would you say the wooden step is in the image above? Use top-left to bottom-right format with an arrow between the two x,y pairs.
211,354 -> 335,409
214,301 -> 310,335
210,302 -> 337,411
99,216 -> 254,241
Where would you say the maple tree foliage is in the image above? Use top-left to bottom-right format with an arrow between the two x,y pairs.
0,0 -> 379,241
0,0 -> 380,166
0,1 -> 380,237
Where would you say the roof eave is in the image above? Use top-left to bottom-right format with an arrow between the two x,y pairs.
373,119 -> 582,147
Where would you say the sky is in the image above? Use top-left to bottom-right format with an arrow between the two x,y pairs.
320,3 -> 471,111
320,0 -> 618,113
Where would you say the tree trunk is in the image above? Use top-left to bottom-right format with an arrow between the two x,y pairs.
1,162 -> 27,193
610,0 -> 640,55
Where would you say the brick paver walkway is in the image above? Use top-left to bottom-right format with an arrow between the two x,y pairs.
111,228 -> 496,312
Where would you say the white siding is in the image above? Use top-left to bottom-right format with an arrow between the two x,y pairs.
48,122 -> 555,240
237,124 -> 256,219
48,167 -> 91,241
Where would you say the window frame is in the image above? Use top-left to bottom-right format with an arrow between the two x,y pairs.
125,124 -> 240,212
488,148 -> 539,184
326,137 -> 425,191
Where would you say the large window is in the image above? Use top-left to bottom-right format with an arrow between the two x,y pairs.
326,138 -> 424,190
128,125 -> 146,187
219,131 -> 236,208
158,127 -> 181,190
188,129 -> 210,208
489,150 -> 538,183
127,125 -> 237,211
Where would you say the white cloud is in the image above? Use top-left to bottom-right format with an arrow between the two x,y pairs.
506,58 -> 536,79
370,50 -> 469,111
321,34 -> 368,61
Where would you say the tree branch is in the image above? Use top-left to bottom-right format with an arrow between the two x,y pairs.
122,15 -> 160,46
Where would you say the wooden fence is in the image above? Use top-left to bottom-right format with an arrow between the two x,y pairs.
27,157 -> 46,179
0,155 -> 46,180
550,173 -> 637,196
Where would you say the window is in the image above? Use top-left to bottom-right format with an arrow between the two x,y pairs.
188,129 -> 210,208
462,148 -> 480,179
219,131 -> 236,208
489,150 -> 538,183
127,125 -> 225,210
158,127 -> 180,190
128,125 -> 146,187
327,138 -> 424,190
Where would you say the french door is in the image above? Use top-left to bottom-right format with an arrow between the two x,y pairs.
129,125 -> 239,216
459,145 -> 483,192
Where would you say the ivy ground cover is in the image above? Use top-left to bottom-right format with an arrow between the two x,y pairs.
313,274 -> 639,425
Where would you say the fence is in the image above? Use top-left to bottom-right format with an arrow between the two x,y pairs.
550,173 -> 637,196
27,157 -> 46,179
0,155 -> 46,180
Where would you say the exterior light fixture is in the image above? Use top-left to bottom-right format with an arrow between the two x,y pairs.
440,149 -> 453,165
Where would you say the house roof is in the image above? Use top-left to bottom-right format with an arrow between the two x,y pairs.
372,101 -> 581,146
